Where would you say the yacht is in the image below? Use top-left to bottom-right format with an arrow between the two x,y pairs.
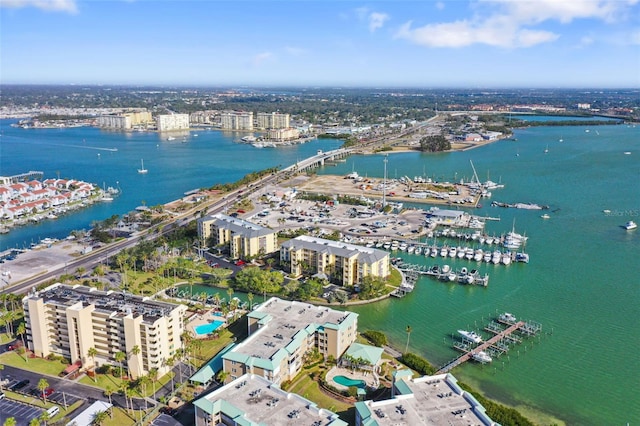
483,251 -> 492,263
499,312 -> 517,323
515,252 -> 530,263
624,221 -> 637,230
501,252 -> 512,265
491,250 -> 502,264
465,247 -> 474,260
473,249 -> 483,262
440,246 -> 448,258
541,213 -> 550,219
471,351 -> 493,363
458,330 -> 483,344
448,247 -> 457,258
414,246 -> 422,255
138,159 -> 148,174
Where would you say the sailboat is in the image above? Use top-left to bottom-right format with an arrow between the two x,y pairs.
544,144 -> 549,154
138,159 -> 148,174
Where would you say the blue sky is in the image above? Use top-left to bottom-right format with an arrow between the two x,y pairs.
1,0 -> 639,87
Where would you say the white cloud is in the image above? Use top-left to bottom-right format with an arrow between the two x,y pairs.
369,12 -> 390,32
395,0 -> 638,48
284,46 -> 307,56
252,52 -> 273,66
0,0 -> 78,13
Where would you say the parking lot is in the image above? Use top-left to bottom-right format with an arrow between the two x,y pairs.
152,413 -> 183,426
0,398 -> 44,425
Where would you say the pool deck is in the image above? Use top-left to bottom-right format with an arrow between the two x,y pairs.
326,366 -> 377,391
186,308 -> 228,338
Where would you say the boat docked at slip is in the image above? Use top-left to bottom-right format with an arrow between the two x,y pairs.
458,330 -> 483,344
624,221 -> 637,230
471,351 -> 493,364
499,312 -> 517,323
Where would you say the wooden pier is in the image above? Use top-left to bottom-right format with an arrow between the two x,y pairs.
436,320 -> 540,374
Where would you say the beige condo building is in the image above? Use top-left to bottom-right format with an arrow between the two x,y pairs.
22,284 -> 187,378
280,235 -> 390,286
222,297 -> 358,385
156,113 -> 190,131
197,213 -> 278,259
256,112 -> 290,129
97,111 -> 153,130
220,111 -> 254,130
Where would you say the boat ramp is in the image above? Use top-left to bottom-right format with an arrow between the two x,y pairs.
436,313 -> 544,374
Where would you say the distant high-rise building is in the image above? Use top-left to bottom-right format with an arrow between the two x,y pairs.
156,114 -> 190,131
97,111 -> 153,130
256,112 -> 290,129
267,127 -> 300,141
220,111 -> 254,130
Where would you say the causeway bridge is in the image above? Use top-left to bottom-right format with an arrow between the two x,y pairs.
283,148 -> 352,173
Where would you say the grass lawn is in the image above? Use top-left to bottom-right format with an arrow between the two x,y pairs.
288,370 -> 352,414
0,351 -> 69,376
387,267 -> 402,287
99,406 -> 146,426
79,371 -> 175,398
193,330 -> 234,366
0,333 -> 15,345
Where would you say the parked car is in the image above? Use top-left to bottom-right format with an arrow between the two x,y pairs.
11,379 -> 29,391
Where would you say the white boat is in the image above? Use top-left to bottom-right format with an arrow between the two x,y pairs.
458,330 -> 483,344
544,145 -> 549,153
414,246 -> 422,255
473,249 -> 483,262
515,252 -> 530,263
252,142 -> 265,148
499,312 -> 517,323
472,351 -> 492,363
430,247 -> 438,257
241,135 -> 257,143
441,264 -> 451,273
456,248 -> 466,259
167,136 -> 176,141
465,247 -> 474,260
440,246 -> 448,257
483,252 -> 492,262
624,221 -> 637,230
491,250 -> 502,264
407,245 -> 415,254
541,214 -> 550,219
501,252 -> 512,265
448,247 -> 457,257
138,159 -> 148,174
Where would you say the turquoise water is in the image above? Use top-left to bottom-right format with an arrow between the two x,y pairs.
334,375 -> 366,388
194,320 -> 225,336
3,119 -> 639,424
320,123 -> 640,425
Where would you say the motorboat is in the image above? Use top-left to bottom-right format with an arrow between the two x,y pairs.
457,248 -> 466,259
465,247 -> 474,260
501,252 -> 512,265
515,252 -> 530,263
624,221 -> 637,230
483,252 -> 492,262
491,250 -> 502,264
471,351 -> 492,363
541,214 -> 550,219
499,312 -> 517,323
441,264 -> 451,274
458,330 -> 483,344
440,246 -> 448,258
474,249 -> 483,262
448,247 -> 457,258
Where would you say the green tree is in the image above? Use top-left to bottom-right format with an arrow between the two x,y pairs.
164,357 -> 175,394
91,410 -> 108,426
115,351 -> 126,380
104,386 -> 114,418
29,418 -> 39,426
247,292 -> 254,310
216,370 -> 229,384
130,345 -> 141,379
419,134 -> 451,152
88,347 -> 98,382
234,267 -> 284,300
405,325 -> 412,354
148,367 -> 159,397
16,322 -> 27,353
39,411 -> 50,426
37,378 -> 49,403
3,418 -> 17,426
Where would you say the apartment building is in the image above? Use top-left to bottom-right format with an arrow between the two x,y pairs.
266,127 -> 300,141
197,213 -> 278,259
156,113 -> 190,131
222,297 -> 358,385
256,112 -> 290,129
355,371 -> 497,425
220,111 -> 254,130
193,373 -> 347,426
22,284 -> 187,378
280,235 -> 390,286
97,111 -> 153,130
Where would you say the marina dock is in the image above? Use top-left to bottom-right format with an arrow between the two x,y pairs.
436,314 -> 543,374
394,260 -> 490,287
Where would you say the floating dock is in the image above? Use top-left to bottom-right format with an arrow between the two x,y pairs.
394,261 -> 489,287
436,314 -> 543,374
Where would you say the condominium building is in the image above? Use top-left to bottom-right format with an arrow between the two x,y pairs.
355,371 -> 497,425
280,236 -> 390,286
220,111 -> 254,130
22,284 -> 187,378
266,127 -> 300,141
193,373 -> 347,426
97,111 -> 153,130
222,297 -> 358,385
197,213 -> 278,259
256,112 -> 290,129
156,113 -> 190,131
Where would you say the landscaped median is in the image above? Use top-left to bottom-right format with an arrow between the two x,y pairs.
1,388 -> 84,423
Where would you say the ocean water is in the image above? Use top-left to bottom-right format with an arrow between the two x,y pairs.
319,123 -> 640,425
2,119 -> 639,424
0,120 -> 342,250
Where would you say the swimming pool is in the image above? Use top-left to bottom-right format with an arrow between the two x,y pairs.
333,375 -> 366,388
194,320 -> 224,336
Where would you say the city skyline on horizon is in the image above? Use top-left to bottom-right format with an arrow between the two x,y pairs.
1,0 -> 639,88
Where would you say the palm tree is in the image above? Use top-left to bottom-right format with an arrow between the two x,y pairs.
405,325 -> 412,354
29,418 -> 39,426
138,375 -> 151,410
216,370 -> 229,384
125,387 -> 135,415
104,386 -> 114,418
115,351 -> 126,380
164,357 -> 176,394
148,367 -> 159,398
16,322 -> 26,351
3,418 -> 17,426
87,347 -> 98,382
247,292 -> 254,310
130,345 -> 141,379
119,382 -> 129,412
39,411 -> 50,426
37,378 -> 49,403
91,410 -> 108,426
0,364 -> 4,390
